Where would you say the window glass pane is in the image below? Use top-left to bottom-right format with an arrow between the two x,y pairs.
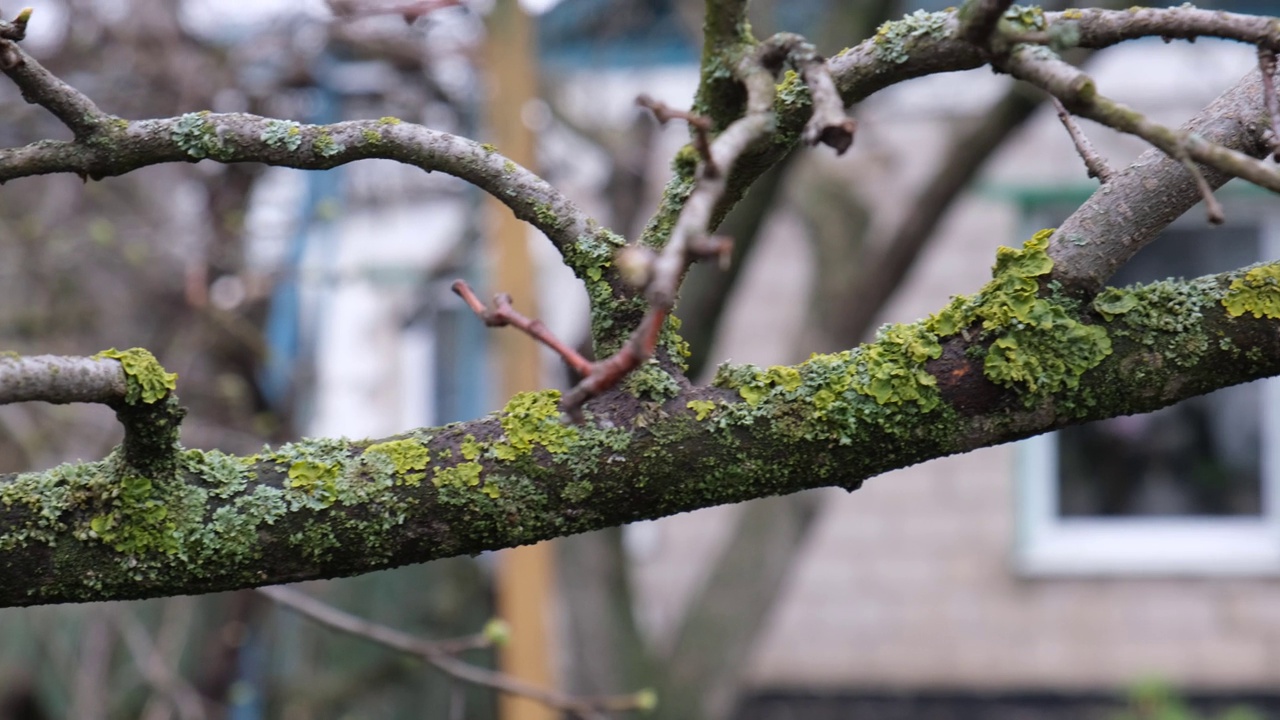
1057,225 -> 1265,517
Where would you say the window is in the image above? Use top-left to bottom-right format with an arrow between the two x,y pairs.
1015,205 -> 1280,575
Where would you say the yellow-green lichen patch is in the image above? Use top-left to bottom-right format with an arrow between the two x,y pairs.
687,399 -> 717,421
361,128 -> 382,145
851,323 -> 942,408
1223,263 -> 1280,319
95,347 -> 178,404
493,390 -> 577,461
926,229 -> 1112,402
378,116 -> 402,125
433,461 -> 482,489
363,439 -> 430,487
288,461 -> 341,506
1093,287 -> 1139,320
88,472 -> 181,556
712,315 -> 951,447
312,132 -> 346,158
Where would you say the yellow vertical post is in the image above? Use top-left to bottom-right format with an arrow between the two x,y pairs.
485,2 -> 557,720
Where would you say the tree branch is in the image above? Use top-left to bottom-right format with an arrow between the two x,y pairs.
1042,70 -> 1271,293
0,38 -> 604,280
4,258 -> 1280,606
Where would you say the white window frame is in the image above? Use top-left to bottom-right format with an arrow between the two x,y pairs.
1015,208 -> 1280,576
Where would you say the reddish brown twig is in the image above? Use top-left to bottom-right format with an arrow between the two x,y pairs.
1051,96 -> 1114,183
452,280 -> 669,421
1258,47 -> 1280,160
451,280 -> 593,378
691,234 -> 734,270
559,309 -> 667,422
637,94 -> 717,176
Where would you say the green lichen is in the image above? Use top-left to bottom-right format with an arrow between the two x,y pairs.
671,144 -> 700,176
362,439 -> 430,487
624,361 -> 682,402
433,461 -> 482,489
287,461 -> 342,506
313,132 -> 346,158
1093,287 -> 1139,320
565,231 -> 624,284
378,116 -> 402,125
171,111 -> 226,160
481,143 -> 498,153
94,347 -> 177,404
533,202 -> 565,233
926,228 -> 1111,401
493,390 -> 576,461
687,400 -> 717,421
182,448 -> 255,498
88,472 -> 179,555
361,129 -> 382,145
852,323 -> 942,409
261,119 -> 304,151
1000,4 -> 1047,31
504,160 -> 517,174
1223,263 -> 1280,318
872,9 -> 950,64
561,480 -> 594,503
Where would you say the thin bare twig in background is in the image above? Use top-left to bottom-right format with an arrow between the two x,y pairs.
258,586 -> 651,719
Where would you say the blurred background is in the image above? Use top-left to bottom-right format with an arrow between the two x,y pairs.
2,0 -> 1280,718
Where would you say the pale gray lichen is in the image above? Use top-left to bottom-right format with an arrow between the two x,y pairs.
261,119 -> 304,151
872,10 -> 951,64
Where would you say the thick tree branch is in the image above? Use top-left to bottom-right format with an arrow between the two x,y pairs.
4,259 -> 1280,606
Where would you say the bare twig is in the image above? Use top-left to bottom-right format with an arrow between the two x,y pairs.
1050,96 -> 1113,183
1258,46 -> 1280,159
258,586 -> 650,719
1046,71 -> 1272,292
1007,47 -> 1280,194
1176,150 -> 1227,225
637,94 -> 715,174
450,280 -> 594,378
114,612 -> 207,720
